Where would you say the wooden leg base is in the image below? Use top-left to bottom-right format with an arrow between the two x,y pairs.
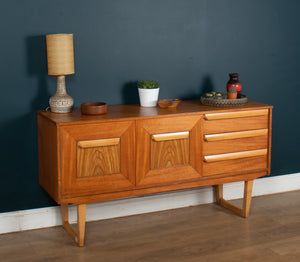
61,203 -> 86,247
215,180 -> 254,218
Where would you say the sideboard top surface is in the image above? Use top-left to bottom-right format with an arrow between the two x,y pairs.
37,99 -> 273,125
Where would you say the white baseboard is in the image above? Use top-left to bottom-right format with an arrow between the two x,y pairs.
1,173 -> 300,234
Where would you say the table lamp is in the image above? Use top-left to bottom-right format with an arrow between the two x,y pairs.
46,33 -> 75,113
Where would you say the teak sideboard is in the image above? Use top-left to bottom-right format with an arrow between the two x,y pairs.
37,99 -> 273,246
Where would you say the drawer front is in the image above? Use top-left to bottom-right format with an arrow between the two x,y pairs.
203,110 -> 269,135
203,129 -> 268,155
204,149 -> 267,162
203,155 -> 268,177
203,115 -> 268,134
204,109 -> 268,120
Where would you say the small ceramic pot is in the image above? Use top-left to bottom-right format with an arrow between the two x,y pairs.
138,88 -> 160,107
227,92 -> 237,99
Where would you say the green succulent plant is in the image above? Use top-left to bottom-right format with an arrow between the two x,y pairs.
137,80 -> 160,89
228,87 -> 237,93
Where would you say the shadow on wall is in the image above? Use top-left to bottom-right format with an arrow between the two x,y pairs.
122,76 -> 216,104
122,81 -> 139,105
180,75 -> 215,100
26,35 -> 51,110
0,114 -> 56,212
0,35 -> 57,212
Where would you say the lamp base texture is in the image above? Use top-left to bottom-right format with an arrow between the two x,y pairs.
49,75 -> 74,113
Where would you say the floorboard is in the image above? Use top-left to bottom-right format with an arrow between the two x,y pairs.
1,190 -> 300,262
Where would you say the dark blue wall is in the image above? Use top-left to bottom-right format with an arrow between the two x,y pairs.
0,0 -> 299,212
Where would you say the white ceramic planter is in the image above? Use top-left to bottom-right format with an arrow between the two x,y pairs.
138,88 -> 160,107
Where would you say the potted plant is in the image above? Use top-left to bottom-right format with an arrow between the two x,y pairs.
137,80 -> 160,107
227,87 -> 237,99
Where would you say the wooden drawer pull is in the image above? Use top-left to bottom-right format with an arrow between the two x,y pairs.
204,149 -> 267,162
204,109 -> 268,120
152,131 -> 189,142
204,129 -> 268,141
78,138 -> 120,148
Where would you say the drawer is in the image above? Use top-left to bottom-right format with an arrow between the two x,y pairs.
204,109 -> 268,120
203,135 -> 268,155
203,149 -> 268,177
203,109 -> 269,134
203,129 -> 268,155
204,149 -> 267,163
203,155 -> 268,177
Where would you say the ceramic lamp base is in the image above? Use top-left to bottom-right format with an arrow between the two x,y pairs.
49,76 -> 74,113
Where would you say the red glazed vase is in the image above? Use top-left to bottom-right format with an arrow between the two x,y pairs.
226,73 -> 242,93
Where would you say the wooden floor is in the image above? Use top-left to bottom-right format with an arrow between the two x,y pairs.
1,190 -> 300,262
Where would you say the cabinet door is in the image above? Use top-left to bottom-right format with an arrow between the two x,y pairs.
60,121 -> 135,197
136,115 -> 202,186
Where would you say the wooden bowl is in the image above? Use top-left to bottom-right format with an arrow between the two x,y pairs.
81,102 -> 107,115
158,99 -> 181,109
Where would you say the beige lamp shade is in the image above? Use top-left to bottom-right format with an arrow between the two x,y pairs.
46,34 -> 75,75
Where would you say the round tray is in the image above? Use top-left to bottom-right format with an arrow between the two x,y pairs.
200,94 -> 248,107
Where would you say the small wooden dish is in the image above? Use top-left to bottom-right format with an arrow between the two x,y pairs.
81,102 -> 107,115
158,99 -> 181,109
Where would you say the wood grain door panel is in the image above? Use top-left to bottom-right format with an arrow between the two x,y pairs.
60,121 -> 135,197
136,116 -> 202,186
151,131 -> 190,169
77,138 -> 121,177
